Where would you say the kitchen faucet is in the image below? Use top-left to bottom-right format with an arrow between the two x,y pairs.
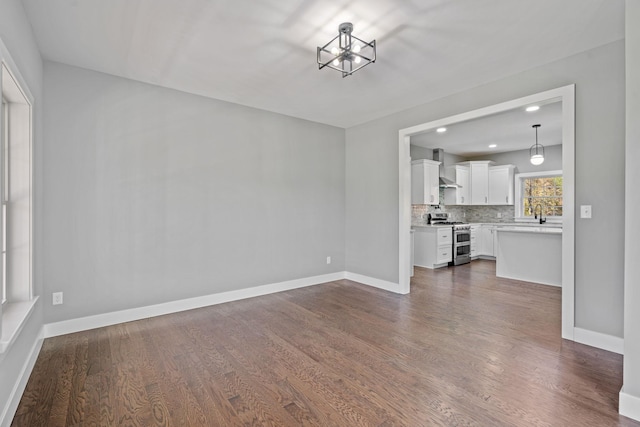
534,204 -> 546,224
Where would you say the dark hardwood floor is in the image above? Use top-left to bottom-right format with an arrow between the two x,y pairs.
13,260 -> 638,426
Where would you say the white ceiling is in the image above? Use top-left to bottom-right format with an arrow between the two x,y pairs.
411,101 -> 562,157
21,0 -> 624,128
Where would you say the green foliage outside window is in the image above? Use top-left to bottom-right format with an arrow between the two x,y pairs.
523,176 -> 563,217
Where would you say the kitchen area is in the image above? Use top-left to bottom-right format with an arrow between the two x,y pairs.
410,102 -> 564,288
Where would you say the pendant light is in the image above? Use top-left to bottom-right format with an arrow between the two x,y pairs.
530,124 -> 545,165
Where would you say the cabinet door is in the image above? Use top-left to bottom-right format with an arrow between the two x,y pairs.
488,166 -> 514,205
470,226 -> 479,257
436,228 -> 452,264
427,162 -> 440,205
436,245 -> 452,264
457,167 -> 470,205
437,227 -> 452,246
445,166 -> 470,205
479,226 -> 495,256
470,163 -> 489,205
411,160 -> 440,205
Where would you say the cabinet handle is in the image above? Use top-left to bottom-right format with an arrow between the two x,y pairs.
506,196 -> 508,203
485,196 -> 488,204
461,196 -> 464,203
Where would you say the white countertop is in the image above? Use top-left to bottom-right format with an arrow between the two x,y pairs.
496,226 -> 562,234
471,222 -> 562,227
413,222 -> 562,230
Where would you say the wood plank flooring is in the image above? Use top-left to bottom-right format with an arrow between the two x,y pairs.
13,260 -> 639,426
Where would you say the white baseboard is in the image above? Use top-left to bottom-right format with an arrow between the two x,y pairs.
44,272 -> 346,338
0,328 -> 43,427
344,272 -> 404,294
620,388 -> 640,422
574,327 -> 624,354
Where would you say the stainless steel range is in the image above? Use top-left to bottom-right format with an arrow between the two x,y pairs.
428,212 -> 471,266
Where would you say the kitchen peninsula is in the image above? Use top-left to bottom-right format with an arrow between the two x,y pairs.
495,226 -> 562,287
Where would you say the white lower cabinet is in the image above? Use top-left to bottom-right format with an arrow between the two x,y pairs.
478,225 -> 497,258
413,227 -> 453,269
470,224 -> 480,258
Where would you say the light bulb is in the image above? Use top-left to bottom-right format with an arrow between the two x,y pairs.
530,154 -> 544,165
331,47 -> 339,56
333,58 -> 340,66
354,56 -> 362,64
352,44 -> 361,53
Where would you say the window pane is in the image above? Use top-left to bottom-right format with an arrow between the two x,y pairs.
521,175 -> 563,218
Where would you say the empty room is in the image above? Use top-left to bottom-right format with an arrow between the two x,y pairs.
1,0 -> 640,425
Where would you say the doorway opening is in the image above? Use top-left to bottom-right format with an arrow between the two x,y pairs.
398,85 -> 575,340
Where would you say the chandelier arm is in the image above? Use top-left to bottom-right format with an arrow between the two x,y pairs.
319,34 -> 340,52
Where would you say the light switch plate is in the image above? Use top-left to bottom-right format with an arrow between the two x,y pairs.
580,205 -> 592,219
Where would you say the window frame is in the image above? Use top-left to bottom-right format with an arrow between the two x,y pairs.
1,95 -> 7,306
0,52 -> 36,354
515,170 -> 563,223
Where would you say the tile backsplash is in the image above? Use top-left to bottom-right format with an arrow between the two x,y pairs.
412,204 -> 515,224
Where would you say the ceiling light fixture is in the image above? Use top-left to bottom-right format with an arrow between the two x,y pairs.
489,144 -> 497,148
317,22 -> 376,78
530,124 -> 545,165
526,105 -> 540,112
436,127 -> 447,133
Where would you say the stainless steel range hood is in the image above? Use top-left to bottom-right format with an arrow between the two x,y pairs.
433,148 -> 461,188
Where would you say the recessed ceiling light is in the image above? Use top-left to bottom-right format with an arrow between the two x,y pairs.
526,105 -> 540,112
436,127 -> 447,133
489,144 -> 497,148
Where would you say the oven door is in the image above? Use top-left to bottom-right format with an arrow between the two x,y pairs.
454,229 -> 471,244
452,242 -> 471,265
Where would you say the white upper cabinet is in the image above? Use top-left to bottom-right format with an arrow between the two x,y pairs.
469,161 -> 494,205
488,165 -> 516,205
444,165 -> 470,205
452,161 -> 515,206
411,159 -> 440,205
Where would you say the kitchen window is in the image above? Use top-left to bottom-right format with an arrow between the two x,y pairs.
515,170 -> 563,221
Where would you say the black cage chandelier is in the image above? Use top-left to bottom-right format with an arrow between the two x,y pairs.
317,22 -> 376,78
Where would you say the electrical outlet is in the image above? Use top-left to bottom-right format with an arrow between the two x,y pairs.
497,212 -> 502,219
326,256 -> 331,265
580,205 -> 592,219
52,292 -> 63,305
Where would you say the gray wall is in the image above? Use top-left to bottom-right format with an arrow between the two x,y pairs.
0,0 -> 44,421
43,62 -> 346,323
409,145 -> 465,165
624,0 -> 640,404
346,40 -> 625,338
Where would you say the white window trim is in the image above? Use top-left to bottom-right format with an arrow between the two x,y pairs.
1,96 -> 7,307
0,37 -> 35,355
515,170 -> 563,223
